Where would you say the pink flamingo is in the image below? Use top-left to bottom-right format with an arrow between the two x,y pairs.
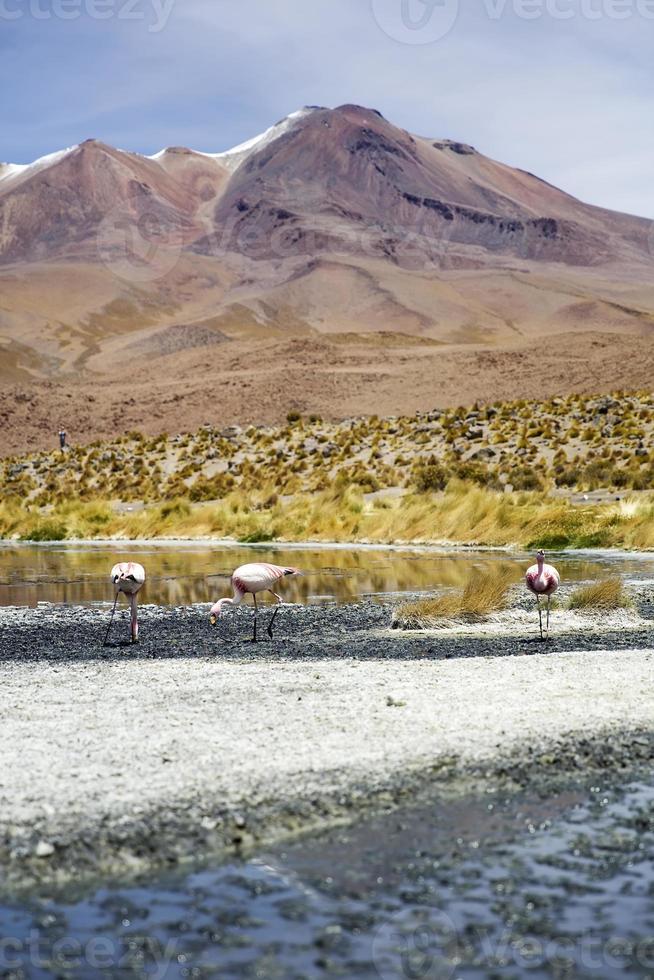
104,561 -> 146,646
525,549 -> 560,640
210,562 -> 301,641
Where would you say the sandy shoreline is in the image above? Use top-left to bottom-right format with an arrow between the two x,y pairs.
4,537 -> 654,556
1,602 -> 653,890
0,537 -> 515,552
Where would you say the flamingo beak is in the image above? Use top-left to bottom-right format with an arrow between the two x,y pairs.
209,614 -> 217,626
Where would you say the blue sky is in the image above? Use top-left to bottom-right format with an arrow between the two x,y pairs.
3,0 -> 653,216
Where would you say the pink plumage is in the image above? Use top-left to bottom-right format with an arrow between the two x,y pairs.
105,561 -> 146,645
525,550 -> 559,639
526,558 -> 560,597
209,562 -> 301,641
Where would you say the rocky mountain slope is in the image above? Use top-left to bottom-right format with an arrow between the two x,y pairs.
1,104 -> 653,453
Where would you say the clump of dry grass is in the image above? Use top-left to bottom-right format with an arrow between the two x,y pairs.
567,577 -> 632,610
460,567 -> 515,616
393,567 -> 515,629
0,482 -> 649,549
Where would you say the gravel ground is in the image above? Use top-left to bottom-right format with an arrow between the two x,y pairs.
1,601 -> 653,890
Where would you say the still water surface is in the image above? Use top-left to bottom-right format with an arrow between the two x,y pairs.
2,543 -> 654,608
0,777 -> 652,978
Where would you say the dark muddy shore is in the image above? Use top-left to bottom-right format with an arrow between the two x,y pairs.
2,598 -> 653,663
0,601 -> 652,894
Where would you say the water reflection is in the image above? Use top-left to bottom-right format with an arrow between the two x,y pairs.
1,543 -> 652,608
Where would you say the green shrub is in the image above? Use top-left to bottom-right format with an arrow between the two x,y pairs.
21,520 -> 68,541
508,467 -> 545,491
159,499 -> 191,519
413,458 -> 449,492
238,528 -> 277,543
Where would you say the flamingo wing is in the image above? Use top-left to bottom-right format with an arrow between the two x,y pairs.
111,561 -> 146,593
232,563 -> 300,594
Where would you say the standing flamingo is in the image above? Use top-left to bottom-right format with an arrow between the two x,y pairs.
525,549 -> 560,640
209,563 -> 301,641
104,561 -> 146,646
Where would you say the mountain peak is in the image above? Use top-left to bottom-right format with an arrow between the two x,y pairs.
147,107 -> 319,174
0,103 -> 652,414
334,104 -> 386,120
204,106 -> 317,172
0,145 -> 78,189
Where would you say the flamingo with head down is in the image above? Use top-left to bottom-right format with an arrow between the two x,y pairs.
210,562 -> 301,642
525,549 -> 560,640
104,561 -> 146,646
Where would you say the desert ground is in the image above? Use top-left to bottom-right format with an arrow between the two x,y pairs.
1,597 -> 652,889
3,331 -> 654,459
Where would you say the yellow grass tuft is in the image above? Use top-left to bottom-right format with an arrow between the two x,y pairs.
567,577 -> 632,610
460,567 -> 515,616
393,567 -> 515,629
4,479 -> 654,553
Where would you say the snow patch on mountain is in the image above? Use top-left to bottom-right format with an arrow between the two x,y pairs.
148,107 -> 317,173
0,108 -> 319,189
0,147 -> 78,188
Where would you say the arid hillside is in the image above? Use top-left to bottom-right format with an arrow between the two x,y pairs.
4,391 -> 654,552
4,390 -> 654,509
1,104 -> 653,454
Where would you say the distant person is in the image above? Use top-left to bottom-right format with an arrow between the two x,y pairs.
58,427 -> 67,451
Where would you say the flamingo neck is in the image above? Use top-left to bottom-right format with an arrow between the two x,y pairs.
219,595 -> 241,613
537,557 -> 544,571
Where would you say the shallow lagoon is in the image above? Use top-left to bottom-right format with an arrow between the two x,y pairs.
2,541 -> 654,608
1,775 -> 652,979
2,543 -> 653,979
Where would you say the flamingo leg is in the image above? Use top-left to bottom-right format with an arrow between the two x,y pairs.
103,591 -> 120,647
267,590 -> 284,639
546,595 -> 551,639
252,593 -> 258,643
537,595 -> 543,640
130,593 -> 139,644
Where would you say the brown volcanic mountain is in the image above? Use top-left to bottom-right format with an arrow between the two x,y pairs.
1,104 -> 653,455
